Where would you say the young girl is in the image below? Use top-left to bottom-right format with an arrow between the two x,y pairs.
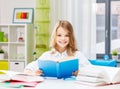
24,20 -> 91,76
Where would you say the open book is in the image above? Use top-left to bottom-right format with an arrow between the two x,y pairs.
0,70 -> 44,87
38,56 -> 79,78
76,65 -> 120,86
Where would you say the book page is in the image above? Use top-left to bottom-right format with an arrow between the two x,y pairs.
76,75 -> 105,83
76,65 -> 120,86
101,67 -> 120,83
77,65 -> 109,85
87,66 -> 120,84
0,70 -> 22,77
0,74 -> 11,82
112,69 -> 120,83
0,70 -> 44,82
78,65 -> 105,78
11,74 -> 44,82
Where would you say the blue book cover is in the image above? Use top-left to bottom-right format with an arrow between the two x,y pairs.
38,57 -> 79,78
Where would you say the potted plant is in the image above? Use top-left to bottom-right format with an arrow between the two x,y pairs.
0,49 -> 4,59
33,51 -> 37,60
112,50 -> 118,60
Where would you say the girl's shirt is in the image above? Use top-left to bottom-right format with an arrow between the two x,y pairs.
25,50 -> 91,72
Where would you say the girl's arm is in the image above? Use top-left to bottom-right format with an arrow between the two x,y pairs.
24,69 -> 43,76
24,52 -> 49,76
24,60 -> 43,76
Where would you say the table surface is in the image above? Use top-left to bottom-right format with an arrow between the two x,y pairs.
0,78 -> 120,89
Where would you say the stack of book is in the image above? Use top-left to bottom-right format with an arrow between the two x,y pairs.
76,65 -> 120,86
0,70 -> 44,88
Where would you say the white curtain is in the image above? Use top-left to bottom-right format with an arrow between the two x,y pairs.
50,0 -> 96,59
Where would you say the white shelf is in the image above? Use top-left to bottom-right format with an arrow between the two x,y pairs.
0,24 -> 35,72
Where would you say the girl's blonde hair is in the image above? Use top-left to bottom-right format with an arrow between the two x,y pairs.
50,20 -> 77,56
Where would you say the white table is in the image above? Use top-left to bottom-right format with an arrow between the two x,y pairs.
1,78 -> 120,89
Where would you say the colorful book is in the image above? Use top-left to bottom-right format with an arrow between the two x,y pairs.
38,56 -> 79,78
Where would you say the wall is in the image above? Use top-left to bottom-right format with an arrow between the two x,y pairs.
0,0 -> 35,24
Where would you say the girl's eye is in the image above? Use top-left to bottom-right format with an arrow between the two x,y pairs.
65,35 -> 69,37
57,34 -> 69,37
57,34 -> 61,36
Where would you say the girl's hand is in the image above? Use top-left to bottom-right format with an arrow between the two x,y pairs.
24,69 -> 43,76
35,70 -> 43,76
72,70 -> 79,76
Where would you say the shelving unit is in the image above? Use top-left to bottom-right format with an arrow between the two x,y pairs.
0,24 -> 35,72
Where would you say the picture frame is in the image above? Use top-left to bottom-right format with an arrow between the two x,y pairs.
13,8 -> 34,24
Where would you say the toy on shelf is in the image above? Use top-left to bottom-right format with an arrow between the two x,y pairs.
18,32 -> 24,42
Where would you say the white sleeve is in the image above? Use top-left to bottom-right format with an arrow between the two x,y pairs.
75,51 -> 92,67
24,60 -> 39,71
25,51 -> 50,71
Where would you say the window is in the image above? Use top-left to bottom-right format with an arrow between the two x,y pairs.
96,0 -> 120,59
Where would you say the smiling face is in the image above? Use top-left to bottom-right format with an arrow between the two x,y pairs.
56,27 -> 70,52
50,20 -> 77,55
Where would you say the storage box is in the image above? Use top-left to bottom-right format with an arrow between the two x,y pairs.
0,61 -> 8,74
